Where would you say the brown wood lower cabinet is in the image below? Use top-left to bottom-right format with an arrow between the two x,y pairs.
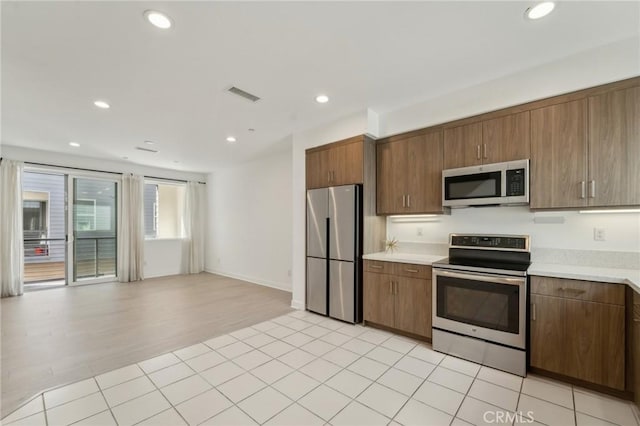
363,260 -> 431,339
530,276 -> 626,390
633,291 -> 640,408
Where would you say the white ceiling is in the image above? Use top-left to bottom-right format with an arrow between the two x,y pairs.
2,1 -> 638,173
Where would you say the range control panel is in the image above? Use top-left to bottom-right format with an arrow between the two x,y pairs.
450,234 -> 529,251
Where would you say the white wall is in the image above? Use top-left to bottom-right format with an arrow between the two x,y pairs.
4,145 -> 206,279
387,207 -> 640,253
144,239 -> 185,278
206,143 -> 294,291
380,37 -> 640,138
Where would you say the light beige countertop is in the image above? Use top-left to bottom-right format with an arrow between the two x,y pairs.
362,252 -> 446,266
528,262 -> 640,294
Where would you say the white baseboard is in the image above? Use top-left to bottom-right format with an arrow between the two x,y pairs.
290,299 -> 305,310
204,269 -> 292,293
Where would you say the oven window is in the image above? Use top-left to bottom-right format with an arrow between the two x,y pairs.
436,275 -> 520,334
445,171 -> 501,200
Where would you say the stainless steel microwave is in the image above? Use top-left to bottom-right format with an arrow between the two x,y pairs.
442,159 -> 529,207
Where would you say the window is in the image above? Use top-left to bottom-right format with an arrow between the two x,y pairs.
144,182 -> 185,239
23,197 -> 49,257
75,199 -> 97,231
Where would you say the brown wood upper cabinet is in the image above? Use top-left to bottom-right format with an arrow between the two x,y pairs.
377,131 -> 444,215
363,260 -> 431,338
531,86 -> 640,209
305,137 -> 364,189
444,112 -> 530,169
633,291 -> 640,408
530,276 -> 626,390
588,86 -> 640,207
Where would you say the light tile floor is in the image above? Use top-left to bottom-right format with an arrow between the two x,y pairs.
3,310 -> 640,426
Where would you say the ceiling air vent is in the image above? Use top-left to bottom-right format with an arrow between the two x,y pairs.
227,86 -> 261,103
135,146 -> 158,153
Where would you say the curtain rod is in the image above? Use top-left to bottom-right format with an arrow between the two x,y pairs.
3,158 -> 206,185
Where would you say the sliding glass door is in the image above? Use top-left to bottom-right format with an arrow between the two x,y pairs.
22,171 -> 67,288
68,177 -> 118,285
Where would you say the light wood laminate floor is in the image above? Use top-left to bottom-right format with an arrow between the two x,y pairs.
1,272 -> 292,417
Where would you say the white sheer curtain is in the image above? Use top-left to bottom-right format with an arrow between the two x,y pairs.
183,181 -> 205,274
1,160 -> 25,297
118,174 -> 145,282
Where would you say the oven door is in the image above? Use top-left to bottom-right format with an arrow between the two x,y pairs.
432,268 -> 526,349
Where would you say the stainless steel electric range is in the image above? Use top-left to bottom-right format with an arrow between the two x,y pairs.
432,234 -> 530,376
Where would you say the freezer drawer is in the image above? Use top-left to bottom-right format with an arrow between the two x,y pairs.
307,257 -> 327,315
329,260 -> 355,323
307,188 -> 328,258
329,185 -> 357,262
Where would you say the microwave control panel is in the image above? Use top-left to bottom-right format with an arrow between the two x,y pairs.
505,168 -> 526,196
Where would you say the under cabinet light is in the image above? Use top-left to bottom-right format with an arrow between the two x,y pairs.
579,209 -> 640,214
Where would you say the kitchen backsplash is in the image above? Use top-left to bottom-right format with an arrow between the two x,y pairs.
386,206 -> 640,254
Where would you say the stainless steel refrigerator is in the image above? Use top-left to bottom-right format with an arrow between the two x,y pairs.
306,185 -> 362,323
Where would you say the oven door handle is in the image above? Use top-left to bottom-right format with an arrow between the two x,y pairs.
434,269 -> 526,286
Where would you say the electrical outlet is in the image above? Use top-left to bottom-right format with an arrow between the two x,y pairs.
594,228 -> 606,241
417,227 -> 423,236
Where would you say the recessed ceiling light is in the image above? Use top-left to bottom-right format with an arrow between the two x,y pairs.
525,2 -> 555,20
69,142 -> 80,147
248,128 -> 255,132
94,100 -> 110,109
226,136 -> 237,143
315,94 -> 329,104
144,10 -> 172,29
144,140 -> 155,145
122,156 -> 129,160
173,160 -> 180,164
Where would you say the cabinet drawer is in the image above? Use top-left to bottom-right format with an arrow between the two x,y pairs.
392,263 -> 431,280
364,260 -> 393,274
531,276 -> 625,305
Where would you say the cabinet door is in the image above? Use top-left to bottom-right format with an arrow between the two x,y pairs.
363,272 -> 394,328
306,149 -> 330,189
530,294 -> 566,374
395,277 -> 431,338
406,131 -> 444,213
332,141 -> 363,186
634,292 -> 640,408
376,141 -> 407,215
565,299 -> 625,390
530,100 -> 588,209
482,111 -> 530,164
443,122 -> 482,169
588,86 -> 640,207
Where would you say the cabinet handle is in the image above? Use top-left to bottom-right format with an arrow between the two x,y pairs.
370,265 -> 383,269
589,180 -> 595,198
531,303 -> 536,321
580,181 -> 586,199
327,172 -> 331,182
476,145 -> 481,160
405,268 -> 419,273
332,171 -> 336,182
393,281 -> 398,295
402,195 -> 406,207
483,143 -> 488,159
389,281 -> 393,294
407,195 -> 411,208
